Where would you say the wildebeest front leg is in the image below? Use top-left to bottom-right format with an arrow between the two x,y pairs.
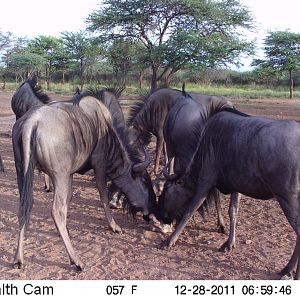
161,189 -> 209,249
219,192 -> 241,252
51,175 -> 85,271
94,168 -> 122,234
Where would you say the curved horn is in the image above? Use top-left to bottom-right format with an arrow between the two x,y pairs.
162,157 -> 179,180
132,147 -> 150,173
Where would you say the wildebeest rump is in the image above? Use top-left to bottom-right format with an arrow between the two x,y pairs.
158,108 -> 300,279
12,94 -> 156,271
161,91 -> 233,232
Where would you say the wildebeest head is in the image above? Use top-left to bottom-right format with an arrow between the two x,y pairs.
115,147 -> 157,219
157,173 -> 195,224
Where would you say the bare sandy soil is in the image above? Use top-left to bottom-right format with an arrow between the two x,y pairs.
0,89 -> 299,280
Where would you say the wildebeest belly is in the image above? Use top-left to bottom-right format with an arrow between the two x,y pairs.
216,175 -> 273,200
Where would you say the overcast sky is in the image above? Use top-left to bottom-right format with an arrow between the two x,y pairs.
1,0 -> 300,69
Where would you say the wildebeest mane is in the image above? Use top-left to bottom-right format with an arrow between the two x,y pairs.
126,101 -> 145,126
21,77 -> 51,104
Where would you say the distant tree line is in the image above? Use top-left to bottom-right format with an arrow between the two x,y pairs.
0,0 -> 300,97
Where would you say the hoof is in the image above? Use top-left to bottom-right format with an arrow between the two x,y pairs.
111,225 -> 123,234
217,225 -> 226,234
71,262 -> 85,272
219,242 -> 235,253
159,238 -> 173,250
13,260 -> 23,269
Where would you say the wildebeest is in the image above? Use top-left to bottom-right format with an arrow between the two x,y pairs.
12,76 -> 56,191
128,87 -> 233,175
12,92 -> 156,271
128,88 -> 180,174
11,75 -> 51,120
0,154 -> 4,172
157,107 -> 300,279
162,91 -> 233,232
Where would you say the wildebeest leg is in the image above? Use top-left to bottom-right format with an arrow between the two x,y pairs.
44,174 -> 52,192
14,223 -> 26,268
211,188 -> 226,234
94,168 -> 122,233
51,175 -> 85,271
154,136 -> 164,175
0,154 -> 4,172
219,192 -> 241,252
160,188 -> 210,249
279,236 -> 300,278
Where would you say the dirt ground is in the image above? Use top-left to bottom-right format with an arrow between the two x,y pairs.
0,89 -> 299,280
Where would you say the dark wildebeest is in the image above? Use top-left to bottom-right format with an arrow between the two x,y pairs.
0,154 -> 4,172
12,92 -> 156,271
162,90 -> 233,233
128,87 -> 233,175
157,107 -> 300,279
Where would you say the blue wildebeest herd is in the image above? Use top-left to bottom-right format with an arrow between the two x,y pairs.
7,76 -> 300,279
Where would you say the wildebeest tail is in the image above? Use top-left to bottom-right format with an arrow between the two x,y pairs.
19,122 -> 37,227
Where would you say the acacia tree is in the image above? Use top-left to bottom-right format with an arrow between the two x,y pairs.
61,30 -> 102,90
253,31 -> 300,99
87,0 -> 254,90
107,38 -> 149,88
28,35 -> 66,88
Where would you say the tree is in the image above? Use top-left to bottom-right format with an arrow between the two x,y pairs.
87,0 -> 254,90
0,31 -> 12,51
107,38 -> 149,88
28,35 -> 66,88
253,31 -> 300,98
7,52 -> 46,82
61,30 -> 101,90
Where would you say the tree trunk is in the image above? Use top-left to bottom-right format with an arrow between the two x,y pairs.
139,70 -> 144,89
289,69 -> 294,99
2,75 -> 6,90
80,58 -> 84,91
150,66 -> 158,92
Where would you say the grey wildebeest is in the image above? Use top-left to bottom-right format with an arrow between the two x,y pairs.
162,90 -> 233,233
157,107 -> 300,279
12,92 -> 156,271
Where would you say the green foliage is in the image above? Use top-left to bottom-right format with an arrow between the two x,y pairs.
253,31 -> 300,72
253,31 -> 300,98
87,0 -> 255,89
8,52 -> 46,78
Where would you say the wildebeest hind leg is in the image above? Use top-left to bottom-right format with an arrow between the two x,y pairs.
219,192 -> 241,252
51,175 -> 85,271
279,236 -> 300,278
94,168 -> 122,234
212,188 -> 226,234
154,137 -> 164,175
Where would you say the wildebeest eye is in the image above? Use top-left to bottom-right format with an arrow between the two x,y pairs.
175,178 -> 185,186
